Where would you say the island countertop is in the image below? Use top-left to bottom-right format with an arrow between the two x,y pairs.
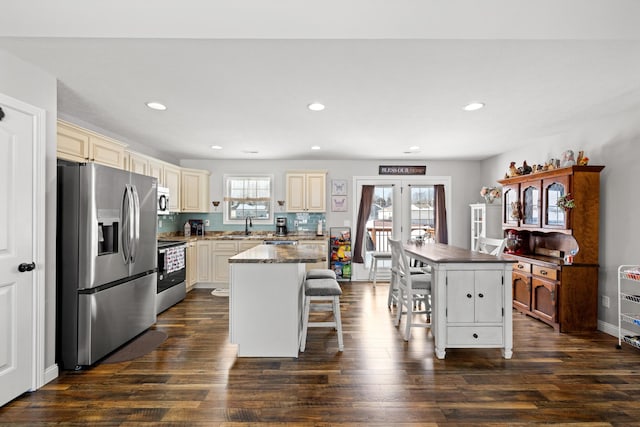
229,243 -> 327,264
404,242 -> 516,264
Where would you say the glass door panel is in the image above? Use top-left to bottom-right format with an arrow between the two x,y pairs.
543,176 -> 570,229
405,185 -> 435,243
502,184 -> 520,227
521,182 -> 541,228
367,185 -> 394,252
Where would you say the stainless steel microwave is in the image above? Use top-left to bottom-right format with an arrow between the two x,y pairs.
157,186 -> 170,215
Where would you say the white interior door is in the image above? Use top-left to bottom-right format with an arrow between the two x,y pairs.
0,95 -> 40,406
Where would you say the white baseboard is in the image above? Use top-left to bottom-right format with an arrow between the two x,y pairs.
43,363 -> 59,385
193,283 -> 226,290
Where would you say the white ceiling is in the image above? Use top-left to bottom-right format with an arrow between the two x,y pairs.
1,0 -> 640,161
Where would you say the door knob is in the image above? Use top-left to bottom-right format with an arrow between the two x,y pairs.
18,262 -> 35,272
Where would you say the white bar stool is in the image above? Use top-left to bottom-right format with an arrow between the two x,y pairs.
368,251 -> 392,288
300,278 -> 344,352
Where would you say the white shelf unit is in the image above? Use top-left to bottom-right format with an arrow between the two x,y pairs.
469,203 -> 502,251
617,265 -> 640,350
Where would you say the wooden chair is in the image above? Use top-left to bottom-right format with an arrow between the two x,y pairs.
388,238 -> 432,341
475,236 -> 507,256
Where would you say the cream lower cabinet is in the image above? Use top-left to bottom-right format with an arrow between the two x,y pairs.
181,168 -> 211,212
196,240 -> 212,283
196,240 -> 263,286
57,120 -> 126,169
185,240 -> 197,292
299,239 -> 329,271
285,172 -> 327,212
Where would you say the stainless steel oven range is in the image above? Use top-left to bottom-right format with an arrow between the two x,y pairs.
157,240 -> 187,314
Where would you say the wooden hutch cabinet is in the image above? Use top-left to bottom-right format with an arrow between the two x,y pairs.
497,165 -> 604,332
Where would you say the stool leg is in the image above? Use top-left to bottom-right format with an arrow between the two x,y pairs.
300,296 -> 311,352
372,258 -> 378,288
368,257 -> 374,283
387,270 -> 397,308
404,295 -> 413,341
333,296 -> 344,351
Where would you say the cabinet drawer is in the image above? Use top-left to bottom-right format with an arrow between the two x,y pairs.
513,261 -> 531,273
447,326 -> 504,346
212,241 -> 237,252
532,265 -> 558,280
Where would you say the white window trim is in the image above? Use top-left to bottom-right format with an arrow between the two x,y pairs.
223,174 -> 275,225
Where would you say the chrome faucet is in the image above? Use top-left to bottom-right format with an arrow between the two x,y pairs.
245,216 -> 253,235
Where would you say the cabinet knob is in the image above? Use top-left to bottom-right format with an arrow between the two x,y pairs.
541,270 -> 548,276
466,293 -> 472,298
517,264 -> 524,269
473,333 -> 479,339
478,293 -> 484,298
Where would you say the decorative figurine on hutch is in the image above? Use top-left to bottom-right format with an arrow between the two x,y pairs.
576,150 -> 589,166
517,160 -> 532,176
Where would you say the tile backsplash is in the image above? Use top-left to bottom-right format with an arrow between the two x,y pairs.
157,212 -> 326,235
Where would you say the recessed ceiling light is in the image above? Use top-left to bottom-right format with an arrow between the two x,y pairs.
146,101 -> 167,111
409,146 -> 420,151
211,145 -> 223,150
311,146 -> 321,150
307,103 -> 325,111
463,102 -> 485,111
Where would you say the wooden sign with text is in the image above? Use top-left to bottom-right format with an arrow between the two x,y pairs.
378,165 -> 426,175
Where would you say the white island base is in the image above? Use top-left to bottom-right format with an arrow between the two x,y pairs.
229,262 -> 305,357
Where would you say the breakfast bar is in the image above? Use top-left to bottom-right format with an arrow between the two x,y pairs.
404,242 -> 515,359
228,244 -> 327,357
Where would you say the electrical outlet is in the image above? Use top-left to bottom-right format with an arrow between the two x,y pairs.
158,219 -> 163,228
602,295 -> 610,308
205,219 -> 210,226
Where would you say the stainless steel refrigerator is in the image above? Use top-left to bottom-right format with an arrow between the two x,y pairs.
57,160 -> 158,369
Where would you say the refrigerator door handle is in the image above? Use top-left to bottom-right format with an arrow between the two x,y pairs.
130,185 -> 140,263
121,185 -> 134,264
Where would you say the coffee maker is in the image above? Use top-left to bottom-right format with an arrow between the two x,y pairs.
276,217 -> 288,236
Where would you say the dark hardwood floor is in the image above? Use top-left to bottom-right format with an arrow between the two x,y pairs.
2,283 -> 640,426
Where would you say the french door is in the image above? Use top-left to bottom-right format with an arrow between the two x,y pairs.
352,176 -> 451,280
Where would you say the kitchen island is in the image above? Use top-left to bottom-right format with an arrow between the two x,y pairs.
404,242 -> 515,359
228,244 -> 327,357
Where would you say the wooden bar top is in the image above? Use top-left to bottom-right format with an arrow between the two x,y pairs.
404,242 -> 516,264
229,244 -> 327,264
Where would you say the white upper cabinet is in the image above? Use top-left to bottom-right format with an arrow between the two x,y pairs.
181,168 -> 210,213
285,171 -> 326,212
57,120 -> 126,169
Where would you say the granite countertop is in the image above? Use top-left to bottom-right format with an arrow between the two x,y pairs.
229,244 -> 327,264
158,231 -> 328,243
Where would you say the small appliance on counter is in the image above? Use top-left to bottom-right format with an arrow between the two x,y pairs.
276,217 -> 288,236
190,219 -> 204,236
